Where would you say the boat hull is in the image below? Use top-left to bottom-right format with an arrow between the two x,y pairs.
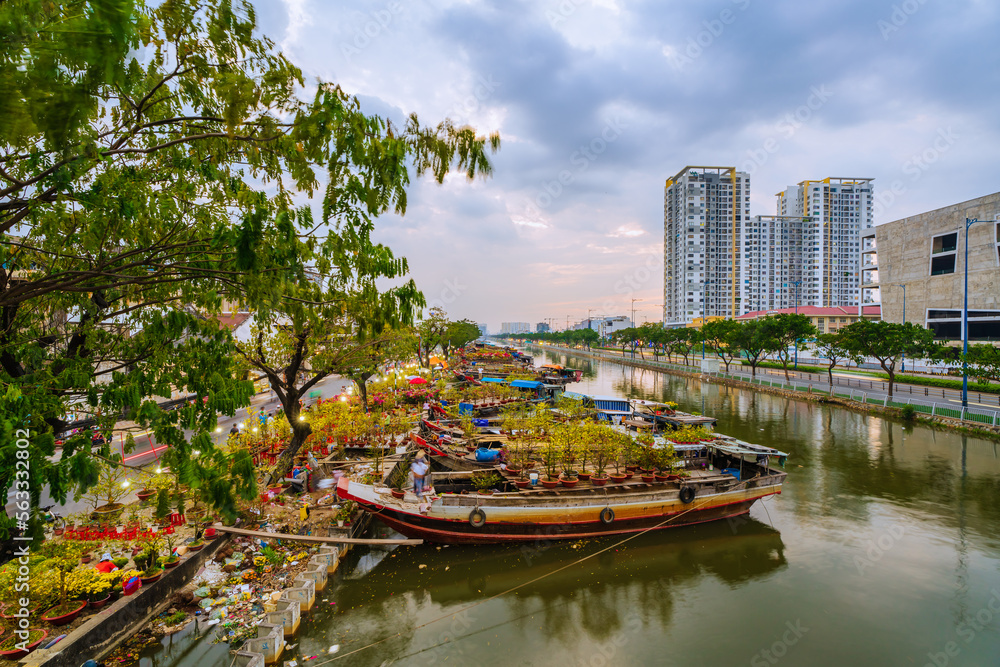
336,475 -> 783,545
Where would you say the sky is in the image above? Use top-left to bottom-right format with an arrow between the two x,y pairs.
251,0 -> 1000,331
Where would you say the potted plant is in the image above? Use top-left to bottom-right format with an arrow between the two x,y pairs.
161,535 -> 180,569
40,543 -> 88,626
543,426 -> 568,488
188,527 -> 206,552
81,461 -> 131,519
471,470 -> 502,495
0,629 -> 48,660
335,502 -> 355,528
589,424 -> 611,486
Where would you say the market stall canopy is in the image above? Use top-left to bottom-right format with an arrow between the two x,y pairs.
540,364 -> 564,370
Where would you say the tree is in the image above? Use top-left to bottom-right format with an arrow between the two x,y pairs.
732,318 -> 777,379
0,0 -> 499,536
664,327 -> 698,366
443,319 -> 481,359
838,320 -> 937,397
768,313 -> 817,381
414,307 -> 449,367
811,332 -> 862,387
963,344 -> 1000,385
702,319 -> 742,372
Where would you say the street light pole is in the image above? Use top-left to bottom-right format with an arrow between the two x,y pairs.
902,285 -> 907,375
631,297 -> 642,358
960,217 -> 989,408
792,280 -> 801,369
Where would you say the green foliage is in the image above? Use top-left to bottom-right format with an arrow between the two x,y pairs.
155,488 -> 171,520
471,470 -> 502,492
900,404 -> 917,421
964,344 -> 1000,384
0,0 -> 498,533
839,320 -> 938,396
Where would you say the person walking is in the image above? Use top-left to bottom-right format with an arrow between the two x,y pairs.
411,449 -> 430,498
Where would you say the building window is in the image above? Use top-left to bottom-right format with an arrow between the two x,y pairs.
930,231 -> 958,275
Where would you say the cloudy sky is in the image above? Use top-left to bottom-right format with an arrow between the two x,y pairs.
252,0 -> 1000,331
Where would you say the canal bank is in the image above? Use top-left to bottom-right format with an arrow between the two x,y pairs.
530,344 -> 1000,439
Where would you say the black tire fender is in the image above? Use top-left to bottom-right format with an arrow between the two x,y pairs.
599,507 -> 615,524
679,486 -> 696,504
469,508 -> 486,528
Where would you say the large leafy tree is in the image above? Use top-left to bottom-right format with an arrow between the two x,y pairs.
811,332 -> 862,387
701,319 -> 742,373
0,0 -> 499,535
838,320 -> 937,397
768,313 -> 817,381
961,344 -> 1000,385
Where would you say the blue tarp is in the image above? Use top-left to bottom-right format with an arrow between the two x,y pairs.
459,402 -> 474,415
510,380 -> 544,389
481,377 -> 505,384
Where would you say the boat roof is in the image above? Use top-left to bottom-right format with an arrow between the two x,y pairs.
510,380 -> 544,389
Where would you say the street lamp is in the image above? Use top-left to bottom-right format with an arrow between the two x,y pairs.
792,280 -> 802,369
894,283 -> 907,373
630,298 -> 642,358
961,216 -> 996,407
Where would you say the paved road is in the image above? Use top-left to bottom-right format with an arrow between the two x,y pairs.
5,375 -> 352,520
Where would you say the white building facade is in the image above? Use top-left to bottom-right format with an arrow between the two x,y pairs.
663,166 -> 751,326
776,178 -> 874,308
500,322 -> 531,335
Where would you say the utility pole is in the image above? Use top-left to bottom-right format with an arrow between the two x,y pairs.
793,280 -> 801,369
631,298 -> 642,358
894,283 -> 906,373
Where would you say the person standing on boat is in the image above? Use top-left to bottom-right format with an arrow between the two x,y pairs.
411,449 -> 430,497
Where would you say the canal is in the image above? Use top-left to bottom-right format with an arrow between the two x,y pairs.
142,348 -> 1000,667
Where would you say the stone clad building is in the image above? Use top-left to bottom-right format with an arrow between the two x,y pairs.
867,192 -> 1000,340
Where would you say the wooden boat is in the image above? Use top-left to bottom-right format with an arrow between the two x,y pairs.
336,436 -> 788,545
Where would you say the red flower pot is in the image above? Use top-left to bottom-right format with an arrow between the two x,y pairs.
504,467 -> 522,478
89,594 -> 112,609
390,489 -> 405,499
41,600 -> 87,626
0,629 -> 47,659
514,479 -> 531,489
163,559 -> 181,569
540,479 -> 560,489
590,476 -> 609,487
609,474 -> 628,484
187,542 -> 204,552
136,489 -> 155,502
625,466 -> 640,473
655,473 -> 671,482
560,477 -> 579,488
577,471 -> 592,481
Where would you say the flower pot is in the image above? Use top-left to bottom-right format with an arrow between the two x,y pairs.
560,477 -> 579,488
41,600 -> 87,626
625,465 -> 640,473
514,479 -> 531,489
80,554 -> 93,564
187,542 -> 204,552
0,629 -> 48,659
655,473 -> 671,482
337,520 -> 345,528
390,489 -> 405,500
590,475 -> 609,487
136,489 -> 155,503
141,570 -> 163,584
504,467 -> 522,478
540,479 -> 560,489
609,473 -> 628,484
163,558 -> 181,569
53,527 -> 64,536
89,594 -> 112,609
577,471 -> 592,481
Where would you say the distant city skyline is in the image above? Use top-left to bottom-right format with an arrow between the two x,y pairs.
256,0 -> 1000,325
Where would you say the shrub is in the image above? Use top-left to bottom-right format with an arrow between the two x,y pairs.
900,404 -> 917,421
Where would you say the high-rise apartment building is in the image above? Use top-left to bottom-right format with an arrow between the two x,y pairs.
500,322 -> 531,335
739,215 -> 813,314
776,178 -> 874,308
663,166 -> 750,326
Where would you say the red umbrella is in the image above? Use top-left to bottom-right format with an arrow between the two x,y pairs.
408,377 -> 429,385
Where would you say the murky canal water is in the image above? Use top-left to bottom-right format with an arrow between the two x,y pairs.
142,348 -> 1000,667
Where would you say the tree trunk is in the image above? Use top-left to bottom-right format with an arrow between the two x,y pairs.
828,362 -> 835,387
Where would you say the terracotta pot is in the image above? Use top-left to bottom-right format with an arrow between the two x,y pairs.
53,527 -> 64,536
140,571 -> 163,584
136,489 -> 155,502
625,465 -> 640,473
0,629 -> 47,659
560,477 -> 579,488
89,594 -> 112,609
514,479 -> 531,489
655,473 -> 671,482
609,473 -> 628,483
187,542 -> 204,552
80,555 -> 92,564
390,489 -> 405,499
41,600 -> 87,626
163,558 -> 181,569
504,467 -> 522,477
577,471 -> 592,481
540,479 -> 560,489
590,476 -> 609,487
